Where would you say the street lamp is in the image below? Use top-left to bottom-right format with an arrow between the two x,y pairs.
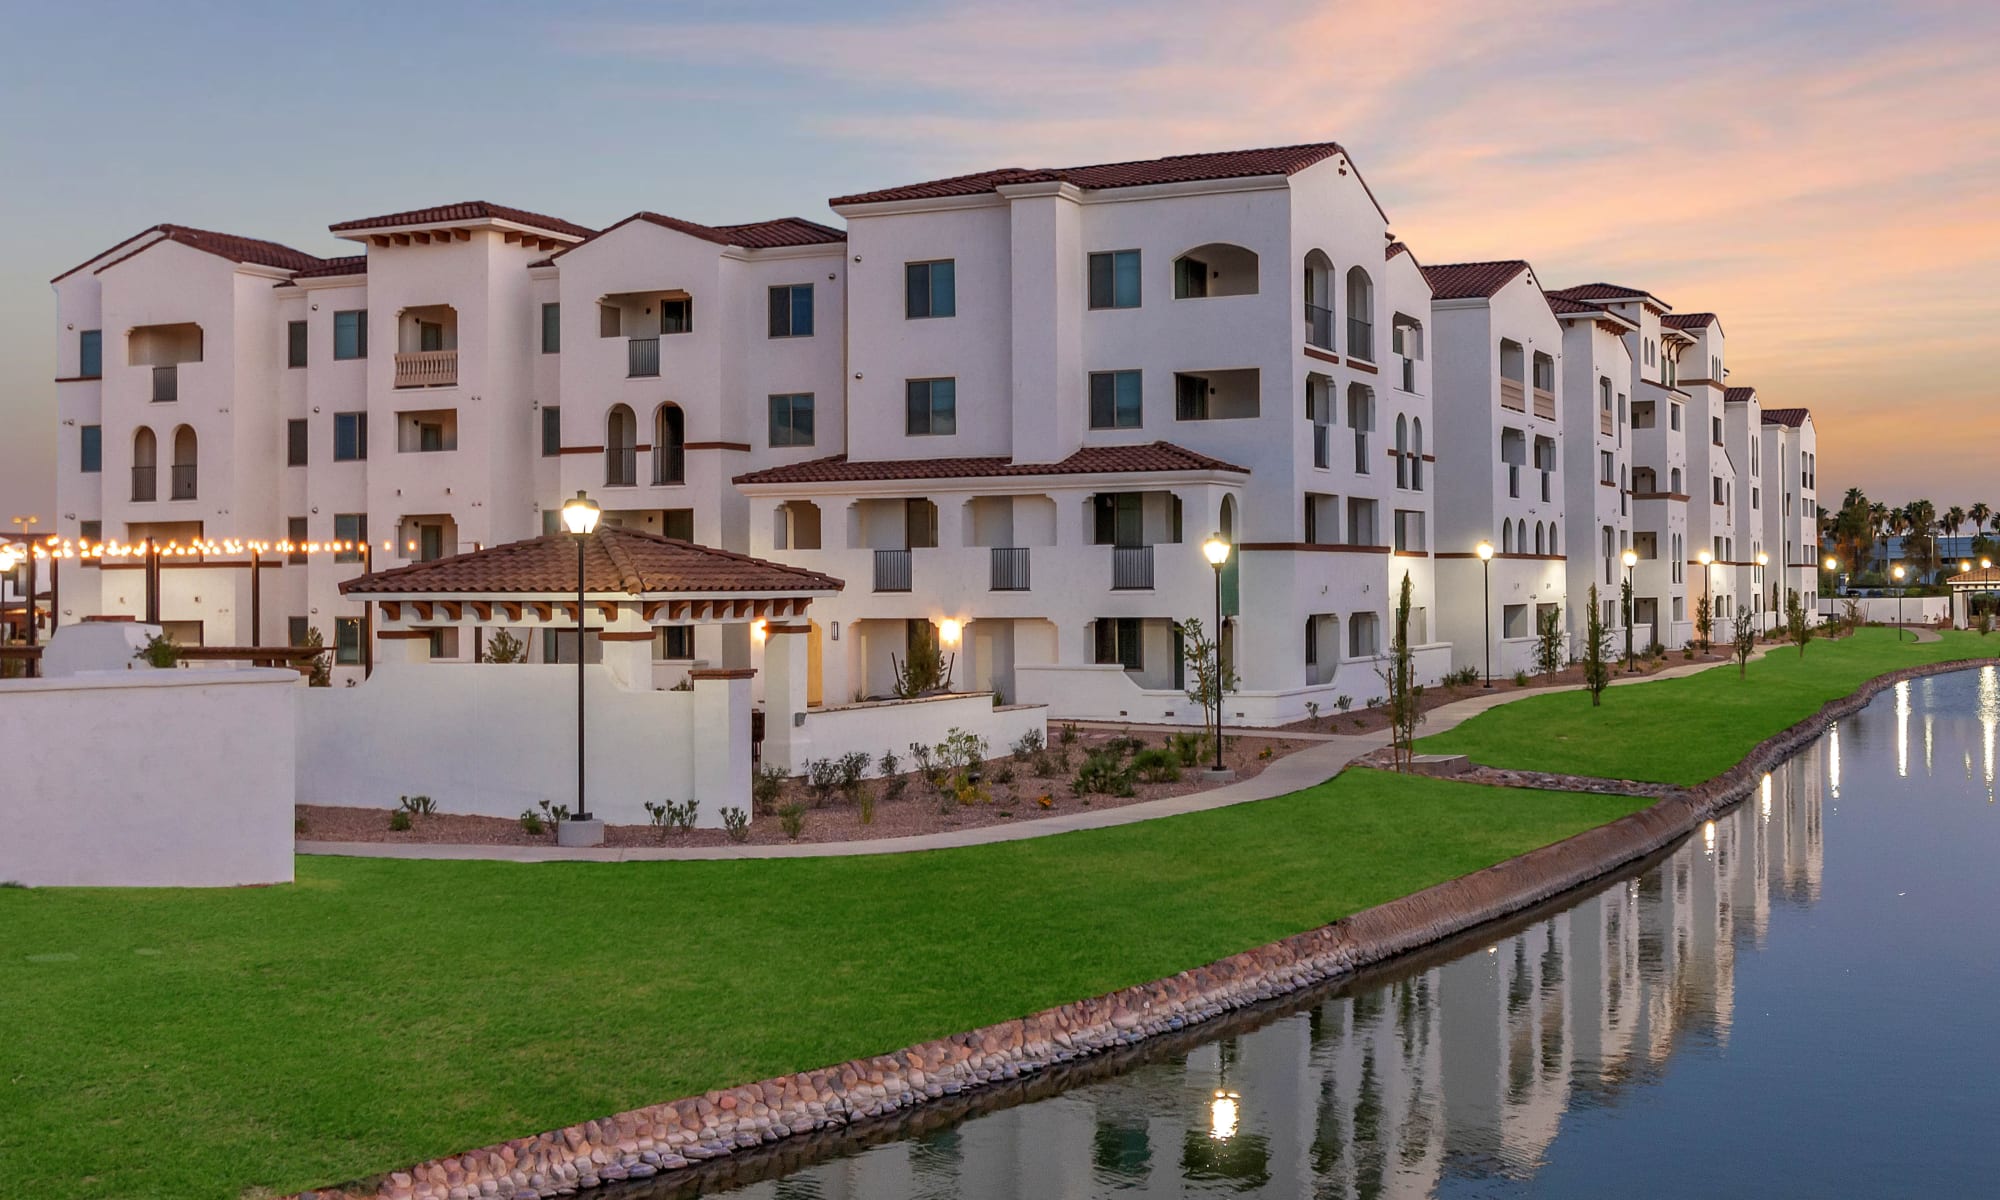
1201,534 -> 1231,773
561,491 -> 602,822
1476,540 -> 1495,687
1697,549 -> 1714,651
1891,563 -> 1906,641
1621,547 -> 1639,670
1757,550 -> 1769,630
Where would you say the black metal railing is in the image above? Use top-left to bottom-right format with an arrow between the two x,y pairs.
605,446 -> 637,487
1305,304 -> 1335,350
628,337 -> 660,378
653,444 -> 685,486
1347,317 -> 1373,362
131,465 -> 156,502
990,546 -> 1030,591
873,549 -> 912,592
152,365 -> 178,403
170,464 -> 197,500
1111,545 -> 1154,590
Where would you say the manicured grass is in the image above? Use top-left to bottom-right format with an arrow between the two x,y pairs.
0,771 -> 1644,1200
1417,627 -> 1998,785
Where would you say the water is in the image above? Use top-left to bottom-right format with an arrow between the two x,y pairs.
636,667 -> 2000,1199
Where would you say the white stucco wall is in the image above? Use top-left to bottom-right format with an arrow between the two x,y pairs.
0,668 -> 298,887
800,694 -> 1046,766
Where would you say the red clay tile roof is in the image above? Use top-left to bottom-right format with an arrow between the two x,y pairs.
830,142 -> 1360,208
1547,282 -> 1669,308
288,255 -> 367,279
550,212 -> 847,263
80,224 -> 327,278
734,441 -> 1249,487
1385,240 -> 1412,262
340,527 -> 842,597
329,202 -> 594,239
1724,386 -> 1758,404
1661,312 -> 1716,329
1761,407 -> 1811,427
1544,293 -> 1603,315
1420,260 -> 1531,300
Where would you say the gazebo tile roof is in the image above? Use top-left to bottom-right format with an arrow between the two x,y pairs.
339,527 -> 842,596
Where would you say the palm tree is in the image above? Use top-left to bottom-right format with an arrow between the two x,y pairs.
1868,501 -> 1891,569
1972,502 -> 1993,536
1946,505 -> 1966,550
1905,500 -> 1940,579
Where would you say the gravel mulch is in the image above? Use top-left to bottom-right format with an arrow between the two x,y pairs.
296,727 -> 1317,849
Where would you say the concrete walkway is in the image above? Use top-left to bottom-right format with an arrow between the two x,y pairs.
296,646 -> 1771,864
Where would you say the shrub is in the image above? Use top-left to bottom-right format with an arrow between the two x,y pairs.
1010,729 -> 1045,759
1366,695 -> 1385,709
1032,750 -> 1057,777
133,633 -> 180,670
1445,665 -> 1480,687
1336,694 -> 1354,712
1170,731 -> 1208,767
644,799 -> 697,835
519,809 -> 545,836
837,751 -> 871,804
1058,721 -> 1080,746
720,806 -> 750,843
777,801 -> 808,840
1131,747 -> 1181,783
751,763 -> 789,815
480,629 -> 528,664
804,758 -> 842,808
1104,734 -> 1147,758
1513,670 -> 1530,687
398,794 -> 437,816
1073,751 -> 1135,796
387,809 -> 412,832
992,762 -> 1016,784
1978,611 -> 1994,636
538,800 -> 570,826
1258,745 -> 1275,761
1534,605 -> 1565,677
882,776 -> 909,804
301,625 -> 332,687
876,748 -> 900,778
1304,700 -> 1321,729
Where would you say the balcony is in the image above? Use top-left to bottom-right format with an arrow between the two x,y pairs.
605,446 -> 638,488
1305,304 -> 1335,351
170,464 -> 197,501
628,337 -> 660,378
873,549 -> 912,593
1111,545 -> 1155,590
1500,378 -> 1526,412
1533,387 -> 1555,420
989,546 -> 1030,592
1347,317 -> 1374,363
394,349 -> 458,389
1313,423 -> 1330,469
131,466 -> 156,502
151,365 -> 178,403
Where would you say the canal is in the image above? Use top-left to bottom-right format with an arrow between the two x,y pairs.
636,666 -> 1999,1199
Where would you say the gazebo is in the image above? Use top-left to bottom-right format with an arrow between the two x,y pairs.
1949,566 -> 2000,629
300,527 -> 843,827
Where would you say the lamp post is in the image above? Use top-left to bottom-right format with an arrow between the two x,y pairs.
10,516 -> 38,674
1756,550 -> 1769,631
1201,534 -> 1231,774
1697,548 -> 1715,651
562,491 -> 602,822
1476,540 -> 1495,687
1892,564 -> 1906,640
1621,547 -> 1638,670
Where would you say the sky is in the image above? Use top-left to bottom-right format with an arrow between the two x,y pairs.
3,0 -> 1996,526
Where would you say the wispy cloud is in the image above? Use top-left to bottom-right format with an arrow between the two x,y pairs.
580,0 -> 2000,501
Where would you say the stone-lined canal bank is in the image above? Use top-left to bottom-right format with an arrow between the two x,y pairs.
292,657 -> 1995,1200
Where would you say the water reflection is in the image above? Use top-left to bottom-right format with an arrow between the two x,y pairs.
674,670 -> 2000,1200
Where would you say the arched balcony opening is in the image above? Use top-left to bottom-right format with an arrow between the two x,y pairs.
1499,339 -> 1526,412
128,322 -> 202,402
1174,243 -> 1259,299
1344,267 -> 1375,361
170,426 -> 198,500
605,405 -> 638,487
1302,250 -> 1335,350
131,427 -> 157,501
653,404 -> 686,486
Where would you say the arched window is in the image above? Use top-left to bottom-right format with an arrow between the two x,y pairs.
1394,414 -> 1409,489
1345,267 -> 1375,361
170,425 -> 198,500
1549,524 -> 1558,556
1535,522 -> 1545,556
1174,243 -> 1259,298
605,405 -> 637,486
652,403 -> 685,486
1670,467 -> 1683,493
1411,418 -> 1425,491
1502,518 -> 1514,554
132,427 -> 157,501
1302,250 -> 1334,350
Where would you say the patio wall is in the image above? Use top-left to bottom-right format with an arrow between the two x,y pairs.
1817,596 -> 1950,624
0,667 -> 298,886
790,692 -> 1046,768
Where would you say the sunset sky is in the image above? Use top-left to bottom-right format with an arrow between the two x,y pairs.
3,0 -> 1995,522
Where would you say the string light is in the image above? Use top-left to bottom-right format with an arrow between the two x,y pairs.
9,533 -> 390,562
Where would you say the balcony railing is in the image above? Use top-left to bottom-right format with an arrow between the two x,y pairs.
170,464 -> 197,501
1313,423 -> 1330,469
873,549 -> 912,593
394,349 -> 458,388
628,337 -> 660,378
1500,378 -> 1526,412
653,444 -> 686,486
1111,545 -> 1154,591
1305,304 -> 1335,350
131,465 -> 156,502
989,546 -> 1030,591
1533,387 -> 1555,420
1347,317 -> 1374,362
605,446 -> 637,487
151,365 -> 178,403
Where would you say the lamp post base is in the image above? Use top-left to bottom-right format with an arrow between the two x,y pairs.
557,818 -> 606,848
1201,766 -> 1237,782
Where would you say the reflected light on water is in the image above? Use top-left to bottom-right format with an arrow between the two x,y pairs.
1830,724 -> 1842,797
1982,667 -> 1997,799
1897,680 -> 1912,778
1209,1090 -> 1240,1140
1703,820 -> 1717,855
1761,773 -> 1773,820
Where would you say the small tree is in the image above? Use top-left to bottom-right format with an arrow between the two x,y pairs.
1733,604 -> 1758,677
1583,583 -> 1613,706
1841,595 -> 1864,637
300,624 -> 332,687
891,624 -> 950,698
1178,616 -> 1237,756
1694,594 -> 1715,653
481,628 -> 529,663
1785,588 -> 1813,659
1376,571 -> 1425,770
1534,604 -> 1565,677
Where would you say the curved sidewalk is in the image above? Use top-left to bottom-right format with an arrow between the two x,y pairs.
296,648 -> 1762,864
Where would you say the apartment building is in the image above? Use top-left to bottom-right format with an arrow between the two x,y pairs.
1419,260 -> 1570,677
1759,406 -> 1820,617
1550,292 -> 1637,648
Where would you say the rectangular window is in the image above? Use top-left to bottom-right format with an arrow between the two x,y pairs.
80,424 -> 101,473
540,406 -> 561,457
1348,612 -> 1379,658
78,329 -> 102,378
541,303 -> 560,354
80,520 -> 101,544
287,418 -> 308,466
542,509 -> 563,536
905,378 -> 957,436
1670,403 -> 1683,431
1094,617 -> 1143,670
288,616 -> 310,647
288,516 -> 308,564
1092,493 -> 1143,547
333,412 -> 367,462
334,616 -> 363,665
768,284 -> 814,337
287,320 -> 308,368
661,298 -> 692,334
655,625 -> 696,661
768,393 -> 815,447
1087,250 -> 1141,309
1393,509 -> 1426,553
332,310 -> 367,360
333,513 -> 366,564
1712,416 -> 1723,445
904,260 -> 956,319
1600,450 -> 1614,484
1088,370 -> 1143,429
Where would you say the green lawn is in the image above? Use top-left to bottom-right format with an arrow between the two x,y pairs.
0,772 -> 1643,1200
1417,627 -> 1998,784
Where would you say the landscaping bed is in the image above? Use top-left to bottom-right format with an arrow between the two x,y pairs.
295,726 -> 1314,848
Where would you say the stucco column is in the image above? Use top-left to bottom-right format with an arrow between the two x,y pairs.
690,667 -> 753,826
760,624 -> 812,773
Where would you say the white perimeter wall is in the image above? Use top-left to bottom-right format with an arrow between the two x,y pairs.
1818,596 -> 1951,624
0,669 -> 298,887
799,693 -> 1046,764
